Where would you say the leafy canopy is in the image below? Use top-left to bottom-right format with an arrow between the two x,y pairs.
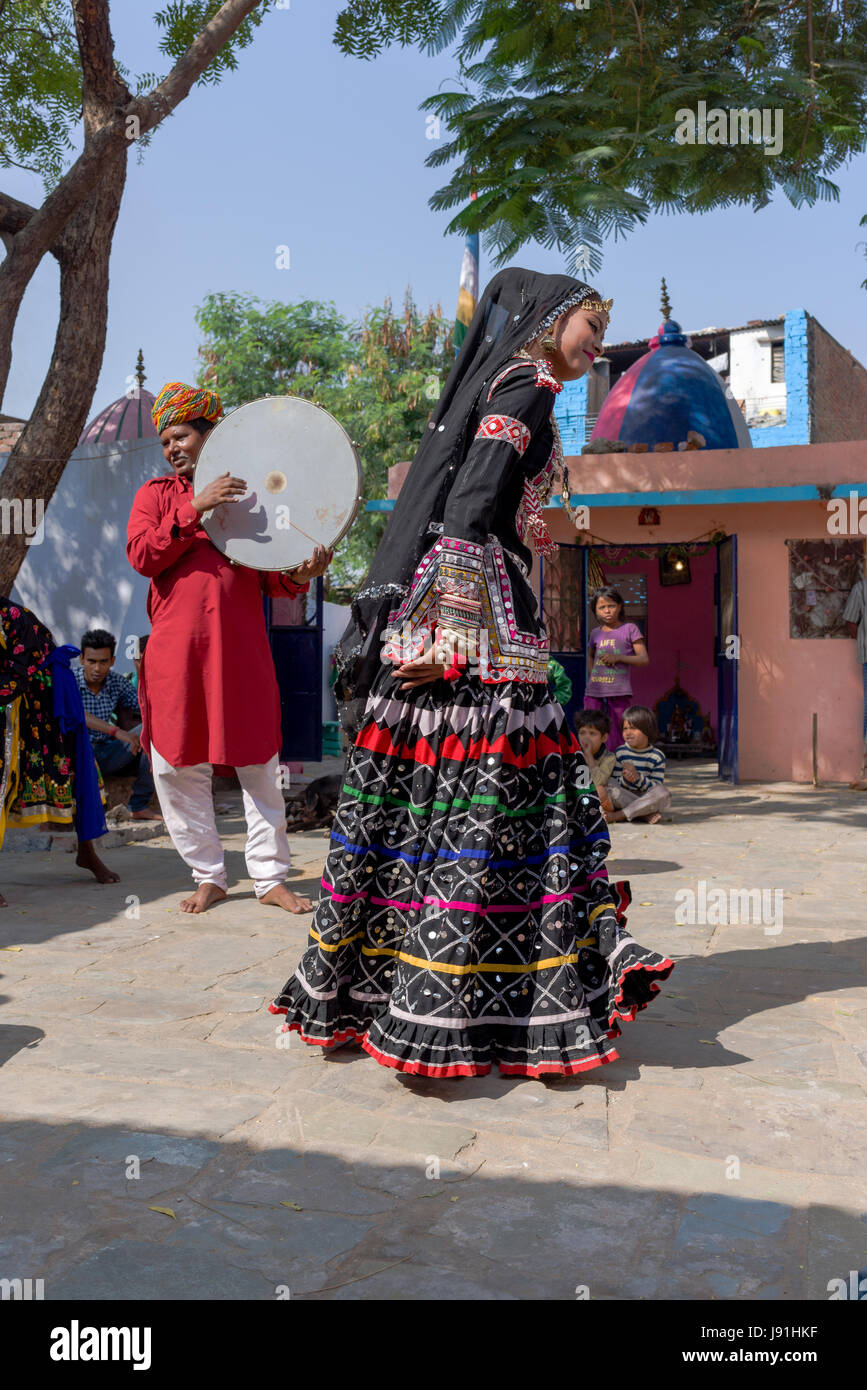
195,290 -> 453,591
0,0 -> 274,186
334,0 -> 867,272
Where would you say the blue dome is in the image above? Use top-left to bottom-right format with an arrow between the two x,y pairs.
593,318 -> 752,450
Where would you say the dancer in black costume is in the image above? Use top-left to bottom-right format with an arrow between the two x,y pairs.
271,269 -> 674,1076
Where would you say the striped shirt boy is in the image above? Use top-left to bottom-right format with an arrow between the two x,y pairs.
613,743 -> 666,793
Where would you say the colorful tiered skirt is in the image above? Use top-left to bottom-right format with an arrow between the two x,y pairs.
270,670 -> 674,1077
1,672 -> 76,844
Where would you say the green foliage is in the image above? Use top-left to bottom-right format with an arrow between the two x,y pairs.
0,1 -> 81,184
334,0 -> 867,277
195,290 -> 453,590
0,0 -> 274,186
154,1 -> 274,83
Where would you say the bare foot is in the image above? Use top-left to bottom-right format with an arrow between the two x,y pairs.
179,882 -> 227,914
647,811 -> 663,824
603,809 -> 625,824
76,840 -> 120,883
848,780 -> 867,791
259,883 -> 313,913
0,891 -> 7,908
129,808 -> 163,821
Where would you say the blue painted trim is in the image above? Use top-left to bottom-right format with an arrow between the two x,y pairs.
558,482 -> 867,507
749,309 -> 810,449
365,482 -> 867,513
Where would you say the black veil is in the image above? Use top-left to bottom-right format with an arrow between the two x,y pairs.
334,266 -> 601,726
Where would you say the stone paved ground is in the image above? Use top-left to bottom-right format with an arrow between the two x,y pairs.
1,762 -> 865,1301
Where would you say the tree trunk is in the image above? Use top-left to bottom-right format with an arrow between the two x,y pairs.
0,0 -> 265,595
0,142 -> 127,596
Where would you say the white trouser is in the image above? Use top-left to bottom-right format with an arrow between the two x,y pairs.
608,781 -> 672,821
150,745 -> 292,896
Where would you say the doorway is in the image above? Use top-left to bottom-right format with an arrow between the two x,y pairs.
542,537 -> 738,781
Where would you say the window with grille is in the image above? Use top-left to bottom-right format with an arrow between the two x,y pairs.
542,546 -> 584,651
771,341 -> 785,383
787,539 -> 864,637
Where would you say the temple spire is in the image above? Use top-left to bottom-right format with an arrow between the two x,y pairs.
135,349 -> 146,390
660,278 -> 672,322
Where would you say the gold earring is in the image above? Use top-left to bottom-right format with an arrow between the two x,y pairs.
540,333 -> 557,353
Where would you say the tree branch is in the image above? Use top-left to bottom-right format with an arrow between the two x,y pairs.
71,0 -> 130,118
0,191 -> 38,238
130,0 -> 265,136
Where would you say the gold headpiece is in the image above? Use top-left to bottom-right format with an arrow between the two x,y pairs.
580,296 -> 613,318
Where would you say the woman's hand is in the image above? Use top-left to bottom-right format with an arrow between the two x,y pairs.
286,545 -> 333,583
597,650 -> 618,665
191,471 -> 247,514
392,651 -> 446,690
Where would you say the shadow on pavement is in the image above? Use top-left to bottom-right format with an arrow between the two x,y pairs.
0,1113 -> 862,1300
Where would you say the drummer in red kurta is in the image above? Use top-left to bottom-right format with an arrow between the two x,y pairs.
127,382 -> 332,915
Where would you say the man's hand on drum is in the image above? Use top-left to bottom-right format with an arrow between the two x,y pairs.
192,471 -> 247,514
286,545 -> 333,583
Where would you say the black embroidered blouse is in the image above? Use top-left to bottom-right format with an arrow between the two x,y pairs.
383,357 -> 562,683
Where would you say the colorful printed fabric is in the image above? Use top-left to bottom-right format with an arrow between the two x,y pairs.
271,667 -> 674,1077
1,601 -> 74,843
151,381 -> 222,435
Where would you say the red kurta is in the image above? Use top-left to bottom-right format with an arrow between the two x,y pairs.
127,473 -> 308,768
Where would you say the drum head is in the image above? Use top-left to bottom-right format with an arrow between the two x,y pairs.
194,395 -> 363,571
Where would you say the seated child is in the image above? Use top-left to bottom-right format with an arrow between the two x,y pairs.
575,707 -> 617,790
598,705 -> 671,824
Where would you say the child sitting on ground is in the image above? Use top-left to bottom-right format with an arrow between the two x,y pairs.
598,704 -> 671,824
575,707 -> 617,791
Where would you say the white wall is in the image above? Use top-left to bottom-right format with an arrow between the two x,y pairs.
3,437 -> 164,654
322,599 -> 349,722
729,326 -> 787,424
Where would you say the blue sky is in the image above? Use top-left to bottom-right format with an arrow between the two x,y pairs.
5,1 -> 867,421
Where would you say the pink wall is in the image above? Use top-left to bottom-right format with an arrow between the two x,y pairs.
593,549 -> 718,734
564,438 -> 867,494
543,498 -> 865,784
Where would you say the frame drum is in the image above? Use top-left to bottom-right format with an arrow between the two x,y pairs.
193,395 -> 363,571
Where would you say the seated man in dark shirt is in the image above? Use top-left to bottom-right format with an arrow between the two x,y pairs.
75,628 -> 160,821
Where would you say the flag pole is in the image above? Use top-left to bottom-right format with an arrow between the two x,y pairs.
454,190 -> 479,354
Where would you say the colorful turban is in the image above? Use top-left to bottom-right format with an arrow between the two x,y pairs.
152,381 -> 223,435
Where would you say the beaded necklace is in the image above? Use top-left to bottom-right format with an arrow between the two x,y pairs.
514,348 -> 582,526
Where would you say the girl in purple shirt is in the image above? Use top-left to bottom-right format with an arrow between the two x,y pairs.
584,586 -> 649,750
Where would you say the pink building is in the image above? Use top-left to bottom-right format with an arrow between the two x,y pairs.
546,439 -> 867,784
